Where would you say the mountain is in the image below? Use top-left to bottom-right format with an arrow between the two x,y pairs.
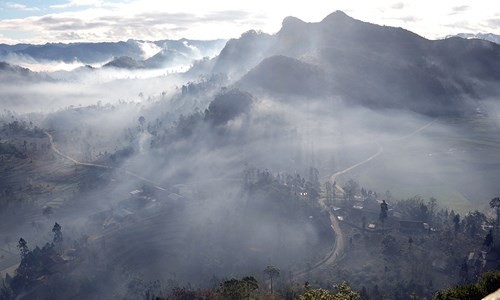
143,49 -> 191,68
213,30 -> 273,75
214,11 -> 500,115
0,61 -> 52,82
238,55 -> 329,97
452,33 -> 500,44
0,39 -> 226,66
103,56 -> 144,69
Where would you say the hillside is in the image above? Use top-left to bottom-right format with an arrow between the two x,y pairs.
214,11 -> 500,115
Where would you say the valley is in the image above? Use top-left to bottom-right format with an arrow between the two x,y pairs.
1,7 -> 500,300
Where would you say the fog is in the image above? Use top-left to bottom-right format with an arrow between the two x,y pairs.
1,11 -> 500,299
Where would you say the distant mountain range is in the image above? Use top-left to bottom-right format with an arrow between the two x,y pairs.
1,11 -> 499,116
205,11 -> 500,115
451,33 -> 500,44
0,38 -> 226,67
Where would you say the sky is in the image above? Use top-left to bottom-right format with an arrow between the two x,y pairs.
0,0 -> 499,44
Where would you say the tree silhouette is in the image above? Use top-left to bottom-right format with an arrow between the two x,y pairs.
380,200 -> 389,230
218,278 -> 244,300
484,229 -> 493,247
52,222 -> 63,244
490,197 -> 500,230
264,265 -> 280,294
241,276 -> 258,299
463,211 -> 486,238
17,238 -> 29,258
138,116 -> 146,131
453,214 -> 460,235
325,181 -> 332,201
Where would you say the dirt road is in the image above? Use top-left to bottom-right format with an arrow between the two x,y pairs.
292,119 -> 436,280
44,131 -> 167,191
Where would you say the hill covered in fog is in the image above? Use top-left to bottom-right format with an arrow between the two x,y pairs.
0,38 -> 226,68
2,9 -> 500,300
205,11 -> 500,116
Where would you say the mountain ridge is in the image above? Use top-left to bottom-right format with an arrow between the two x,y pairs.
220,11 -> 500,115
0,38 -> 227,66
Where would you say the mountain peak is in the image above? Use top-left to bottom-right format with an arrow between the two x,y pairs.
282,16 -> 306,27
320,10 -> 354,24
278,16 -> 308,37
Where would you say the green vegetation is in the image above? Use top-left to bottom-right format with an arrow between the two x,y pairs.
299,282 -> 361,300
434,270 -> 500,299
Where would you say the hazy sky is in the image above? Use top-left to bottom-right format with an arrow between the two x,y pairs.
0,0 -> 498,44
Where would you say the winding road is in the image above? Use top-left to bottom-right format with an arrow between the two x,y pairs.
44,131 -> 167,191
292,118 -> 436,280
5,123 -> 433,279
330,142 -> 384,193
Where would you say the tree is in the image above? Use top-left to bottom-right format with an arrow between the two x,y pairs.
343,179 -> 359,202
204,89 -> 253,126
476,270 -> 500,296
0,277 -> 13,300
490,197 -> 500,230
463,211 -> 486,238
484,229 -> 493,247
17,238 -> 29,258
299,281 -> 360,300
395,196 -> 429,221
380,200 -> 389,224
300,287 -> 335,300
218,278 -> 244,300
325,181 -> 333,201
52,222 -> 63,244
138,116 -> 146,131
453,214 -> 460,235
434,270 -> 500,299
241,276 -> 258,299
334,282 -> 361,299
459,258 -> 468,283
264,265 -> 280,294
217,276 -> 258,300
308,167 -> 320,191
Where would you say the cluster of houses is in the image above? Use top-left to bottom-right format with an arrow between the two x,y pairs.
329,191 -> 499,277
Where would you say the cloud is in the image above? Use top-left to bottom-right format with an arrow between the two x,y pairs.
449,5 -> 470,15
442,20 -> 480,33
391,2 -> 405,10
385,15 -> 421,23
50,0 -> 104,9
203,10 -> 253,22
6,2 -> 40,11
56,31 -> 84,40
0,7 -> 264,43
487,18 -> 500,29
